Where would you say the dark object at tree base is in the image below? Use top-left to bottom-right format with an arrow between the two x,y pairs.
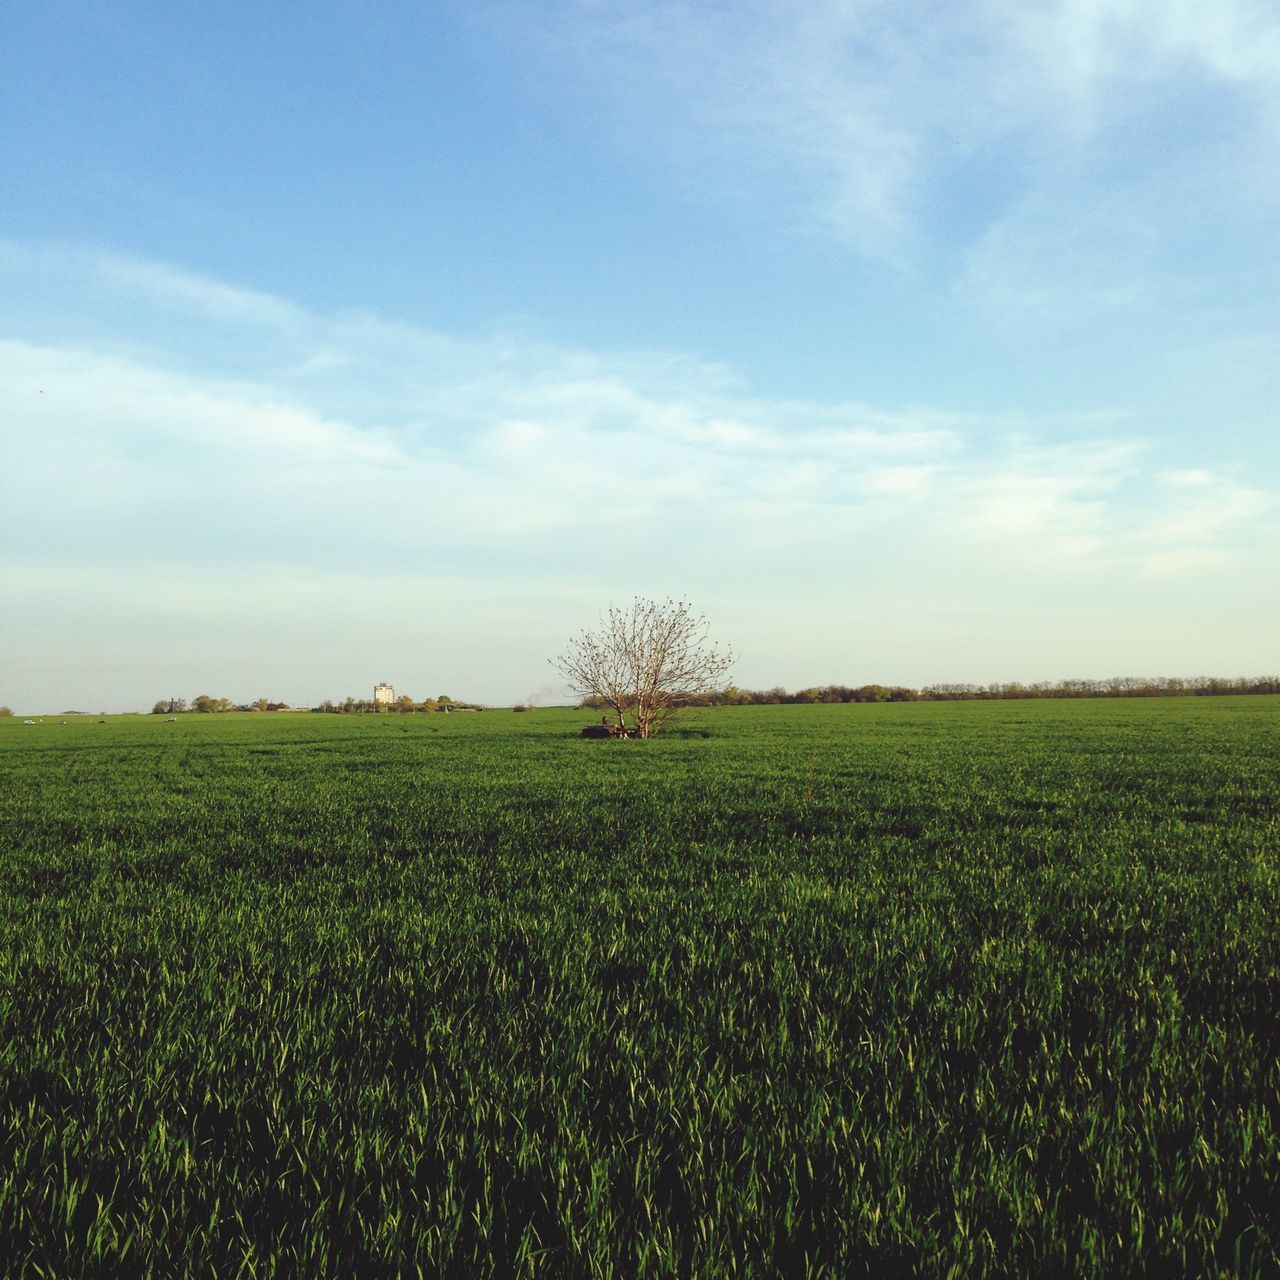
581,723 -> 630,739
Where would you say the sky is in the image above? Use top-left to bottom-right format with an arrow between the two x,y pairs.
2,0 -> 1278,712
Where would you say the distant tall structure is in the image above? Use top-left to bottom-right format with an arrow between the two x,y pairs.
373,682 -> 394,707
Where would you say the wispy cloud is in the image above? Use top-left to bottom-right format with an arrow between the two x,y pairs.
1002,0 -> 1280,117
487,0 -> 1280,294
3,241 -> 1270,573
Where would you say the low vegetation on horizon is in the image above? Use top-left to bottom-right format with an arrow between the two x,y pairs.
1,698 -> 1277,1275
120,673 -> 1280,722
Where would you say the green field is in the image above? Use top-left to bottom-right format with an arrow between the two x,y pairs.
1,700 -> 1277,1277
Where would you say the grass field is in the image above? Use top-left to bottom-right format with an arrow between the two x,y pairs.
1,699 -> 1277,1277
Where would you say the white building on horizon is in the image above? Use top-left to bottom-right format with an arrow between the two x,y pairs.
373,682 -> 394,707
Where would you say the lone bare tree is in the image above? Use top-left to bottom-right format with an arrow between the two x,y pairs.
554,598 -> 734,738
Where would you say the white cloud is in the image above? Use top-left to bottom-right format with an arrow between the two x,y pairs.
1137,479 -> 1271,545
2,244 -> 1267,586
94,254 -> 307,330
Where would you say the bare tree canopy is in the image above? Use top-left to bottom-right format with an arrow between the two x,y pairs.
554,598 -> 734,738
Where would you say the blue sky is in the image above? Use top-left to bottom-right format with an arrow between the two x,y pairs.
3,0 -> 1278,711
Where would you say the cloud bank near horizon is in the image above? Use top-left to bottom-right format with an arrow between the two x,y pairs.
2,241 -> 1275,712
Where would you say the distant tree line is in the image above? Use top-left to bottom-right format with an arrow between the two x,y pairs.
151,694 -> 484,714
152,696 -> 277,714
148,674 -> 1279,718
313,694 -> 485,714
581,674 -> 1280,709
